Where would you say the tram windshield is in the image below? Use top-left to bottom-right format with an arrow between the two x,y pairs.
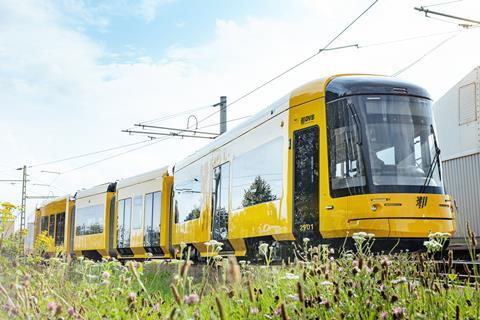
327,95 -> 443,197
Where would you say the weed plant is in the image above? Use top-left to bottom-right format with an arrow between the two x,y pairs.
0,232 -> 479,319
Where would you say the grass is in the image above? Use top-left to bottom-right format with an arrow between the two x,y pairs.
0,234 -> 479,319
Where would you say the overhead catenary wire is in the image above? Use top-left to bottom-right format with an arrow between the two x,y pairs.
196,0 -> 379,126
358,28 -> 462,48
137,104 -> 214,126
427,15 -> 472,27
40,138 -> 165,196
6,24 -> 470,185
29,139 -> 153,168
17,0 -> 472,183
28,173 -> 67,194
60,138 -> 169,175
44,106 -> 214,178
135,27 -> 469,135
197,115 -> 252,130
415,6 -> 480,26
391,31 -> 462,76
137,28 -> 469,139
423,0 -> 463,8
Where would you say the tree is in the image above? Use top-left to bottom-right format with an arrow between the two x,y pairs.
185,206 -> 201,221
241,176 -> 276,208
0,202 -> 16,237
0,202 -> 20,255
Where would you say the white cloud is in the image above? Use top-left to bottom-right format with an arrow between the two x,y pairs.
139,0 -> 173,23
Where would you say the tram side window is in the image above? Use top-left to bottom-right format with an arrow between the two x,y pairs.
144,193 -> 152,247
54,212 -> 65,246
327,98 -> 366,197
75,204 -> 105,236
49,215 -> 55,237
231,137 -> 283,210
132,196 -> 143,230
174,166 -> 203,223
117,199 -> 125,248
40,216 -> 49,233
152,192 -> 161,245
117,198 -> 132,248
144,191 -> 161,247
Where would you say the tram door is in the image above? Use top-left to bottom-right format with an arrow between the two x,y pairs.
293,126 -> 320,241
211,162 -> 230,241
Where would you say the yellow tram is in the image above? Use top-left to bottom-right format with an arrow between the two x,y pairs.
34,195 -> 73,256
34,74 -> 456,259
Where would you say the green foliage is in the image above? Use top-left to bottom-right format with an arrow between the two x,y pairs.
185,206 -> 201,221
0,202 -> 24,257
0,236 -> 479,319
242,176 -> 276,207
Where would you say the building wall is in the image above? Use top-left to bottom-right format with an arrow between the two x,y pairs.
442,153 -> 480,241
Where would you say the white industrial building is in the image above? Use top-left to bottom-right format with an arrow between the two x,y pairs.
434,66 -> 480,249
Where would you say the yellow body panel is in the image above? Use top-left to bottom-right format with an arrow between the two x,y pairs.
288,76 -> 455,241
55,74 -> 457,260
171,74 -> 456,258
160,176 -> 173,258
115,170 -> 172,259
229,201 -> 288,239
74,233 -> 109,256
130,229 -> 145,256
34,197 -> 73,256
172,214 -> 210,251
73,192 -> 114,257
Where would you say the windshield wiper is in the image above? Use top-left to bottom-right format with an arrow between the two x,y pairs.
419,125 -> 441,194
346,102 -> 362,145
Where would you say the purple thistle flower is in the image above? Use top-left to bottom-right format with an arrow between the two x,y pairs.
47,301 -> 57,313
68,306 -> 75,316
183,293 -> 200,305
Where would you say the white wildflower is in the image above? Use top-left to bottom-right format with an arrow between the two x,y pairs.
352,232 -> 368,242
204,240 -> 223,248
391,276 -> 407,285
286,294 -> 300,301
429,232 -> 450,239
283,273 -> 300,280
423,239 -> 443,253
258,243 -> 269,256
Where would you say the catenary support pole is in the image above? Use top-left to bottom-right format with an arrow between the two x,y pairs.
220,96 -> 227,134
19,165 -> 27,232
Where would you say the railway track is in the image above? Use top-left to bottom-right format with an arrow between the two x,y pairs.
434,259 -> 480,280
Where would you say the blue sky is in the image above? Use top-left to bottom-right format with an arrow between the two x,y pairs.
58,0 -> 296,64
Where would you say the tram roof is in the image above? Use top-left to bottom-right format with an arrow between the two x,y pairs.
76,182 -> 116,199
117,166 -> 168,189
174,74 -> 430,171
38,195 -> 69,209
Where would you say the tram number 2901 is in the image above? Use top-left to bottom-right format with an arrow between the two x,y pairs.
299,223 -> 314,232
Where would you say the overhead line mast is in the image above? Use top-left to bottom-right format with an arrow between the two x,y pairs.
414,6 -> 480,27
123,96 -> 227,139
18,165 -> 27,232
